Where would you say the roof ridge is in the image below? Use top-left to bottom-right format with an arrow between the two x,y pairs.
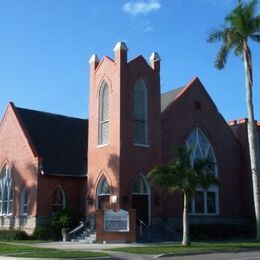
16,107 -> 87,121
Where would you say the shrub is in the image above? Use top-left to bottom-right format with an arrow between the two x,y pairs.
32,226 -> 55,240
50,208 -> 82,240
0,229 -> 27,240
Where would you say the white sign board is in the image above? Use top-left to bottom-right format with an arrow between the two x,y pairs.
104,209 -> 129,232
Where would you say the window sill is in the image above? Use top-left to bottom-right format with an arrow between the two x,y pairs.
134,143 -> 150,148
189,213 -> 219,216
97,144 -> 109,148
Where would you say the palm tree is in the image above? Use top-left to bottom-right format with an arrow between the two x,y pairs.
148,147 -> 218,246
207,0 -> 260,240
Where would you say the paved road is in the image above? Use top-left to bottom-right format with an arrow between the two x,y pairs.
3,250 -> 260,260
157,250 -> 260,260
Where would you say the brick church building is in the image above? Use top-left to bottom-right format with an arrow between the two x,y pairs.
0,42 -> 259,235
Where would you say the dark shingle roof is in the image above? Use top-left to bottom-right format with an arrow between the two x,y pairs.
161,86 -> 185,112
16,107 -> 88,177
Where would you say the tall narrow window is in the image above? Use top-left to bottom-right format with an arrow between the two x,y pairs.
52,187 -> 66,213
133,79 -> 148,145
20,188 -> 28,216
0,165 -> 13,215
186,128 -> 219,215
98,82 -> 109,145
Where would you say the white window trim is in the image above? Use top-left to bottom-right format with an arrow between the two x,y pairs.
0,165 -> 13,216
186,128 -> 219,216
189,187 -> 219,216
98,82 -> 109,146
97,143 -> 109,148
20,188 -> 28,216
133,143 -> 150,148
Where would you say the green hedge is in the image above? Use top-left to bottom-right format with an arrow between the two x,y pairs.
0,229 -> 27,240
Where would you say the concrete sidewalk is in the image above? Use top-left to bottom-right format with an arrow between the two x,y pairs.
33,241 -> 157,250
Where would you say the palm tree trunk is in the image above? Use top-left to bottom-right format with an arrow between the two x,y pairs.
243,41 -> 260,241
182,191 -> 190,246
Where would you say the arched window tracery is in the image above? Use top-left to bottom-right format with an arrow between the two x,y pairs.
0,165 -> 13,215
186,128 -> 219,215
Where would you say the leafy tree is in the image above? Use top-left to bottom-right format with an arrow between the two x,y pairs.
148,147 -> 218,246
207,0 -> 260,240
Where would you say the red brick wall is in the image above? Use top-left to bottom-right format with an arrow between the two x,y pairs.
0,104 -> 38,216
87,51 -> 123,214
0,104 -> 87,220
96,209 -> 136,242
87,46 -> 161,217
120,56 -> 161,211
229,120 -> 257,218
37,174 -> 87,217
160,78 -> 243,218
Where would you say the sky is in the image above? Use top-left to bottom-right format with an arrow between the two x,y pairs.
0,0 -> 259,121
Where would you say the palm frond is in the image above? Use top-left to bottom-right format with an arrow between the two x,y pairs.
253,15 -> 260,32
193,159 -> 219,190
247,0 -> 258,18
215,45 -> 230,69
148,146 -> 219,197
225,0 -> 259,37
249,34 -> 260,42
207,29 -> 224,43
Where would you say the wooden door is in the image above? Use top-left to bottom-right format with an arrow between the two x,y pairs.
98,195 -> 110,210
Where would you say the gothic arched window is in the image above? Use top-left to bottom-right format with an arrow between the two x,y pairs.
186,128 -> 218,215
0,165 -> 13,215
132,175 -> 149,194
98,82 -> 109,145
20,188 -> 28,215
96,176 -> 110,210
133,79 -> 148,145
97,176 -> 110,195
52,187 -> 66,213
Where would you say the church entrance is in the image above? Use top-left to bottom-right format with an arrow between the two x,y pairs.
131,175 -> 150,225
98,195 -> 110,210
96,176 -> 110,210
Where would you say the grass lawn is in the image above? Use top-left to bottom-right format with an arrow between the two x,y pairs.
110,241 -> 260,255
0,242 -> 109,258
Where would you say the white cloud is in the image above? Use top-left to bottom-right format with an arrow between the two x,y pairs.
123,0 -> 161,15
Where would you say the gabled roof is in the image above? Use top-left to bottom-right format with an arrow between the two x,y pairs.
16,107 -> 88,177
161,86 -> 185,112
